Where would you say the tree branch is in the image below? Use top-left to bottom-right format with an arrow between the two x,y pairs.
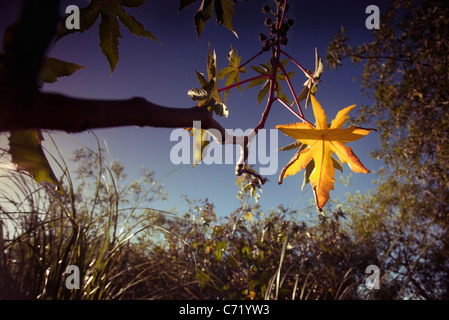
0,92 -> 214,133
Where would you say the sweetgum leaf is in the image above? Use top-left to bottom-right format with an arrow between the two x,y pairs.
276,95 -> 373,210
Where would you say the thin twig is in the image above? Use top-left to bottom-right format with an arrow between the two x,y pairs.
277,0 -> 288,30
238,49 -> 265,70
278,146 -> 303,185
218,74 -> 268,93
281,50 -> 314,79
278,63 -> 305,119
276,97 -> 314,126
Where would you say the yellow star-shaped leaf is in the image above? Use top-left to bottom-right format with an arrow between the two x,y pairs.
276,95 -> 374,211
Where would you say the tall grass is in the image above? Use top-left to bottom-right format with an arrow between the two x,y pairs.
0,132 -> 167,299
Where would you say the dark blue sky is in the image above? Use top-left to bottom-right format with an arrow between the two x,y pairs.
0,0 -> 390,217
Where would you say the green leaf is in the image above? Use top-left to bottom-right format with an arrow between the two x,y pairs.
56,0 -> 159,73
301,160 -> 315,191
279,71 -> 295,81
117,5 -> 158,41
195,71 -> 209,87
188,45 -> 228,117
194,0 -> 214,39
207,98 -> 229,118
187,46 -> 229,117
250,65 -> 268,75
276,80 -> 290,104
39,57 -> 84,84
99,9 -> 122,74
191,128 -> 210,166
257,81 -> 270,105
214,0 -> 238,38
332,156 -> 343,173
207,46 -> 228,114
193,0 -> 238,39
278,141 -> 303,151
246,76 -> 267,89
248,58 -> 293,105
8,130 -> 63,193
178,0 -> 199,12
217,45 -> 247,101
207,44 -> 217,82
293,48 -> 324,108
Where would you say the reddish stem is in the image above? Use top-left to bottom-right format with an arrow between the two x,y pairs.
254,42 -> 282,132
281,50 -> 314,79
277,0 -> 288,30
278,63 -> 306,119
276,97 -> 314,126
254,79 -> 276,133
238,49 -> 265,71
218,74 -> 269,93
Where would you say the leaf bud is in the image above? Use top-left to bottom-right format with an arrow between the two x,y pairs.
262,5 -> 270,13
263,40 -> 271,51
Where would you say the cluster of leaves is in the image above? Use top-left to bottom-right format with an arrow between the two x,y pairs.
187,45 -> 229,118
182,0 -> 374,210
56,0 -> 241,73
56,0 -> 159,73
179,0 -> 238,39
248,58 -> 294,105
